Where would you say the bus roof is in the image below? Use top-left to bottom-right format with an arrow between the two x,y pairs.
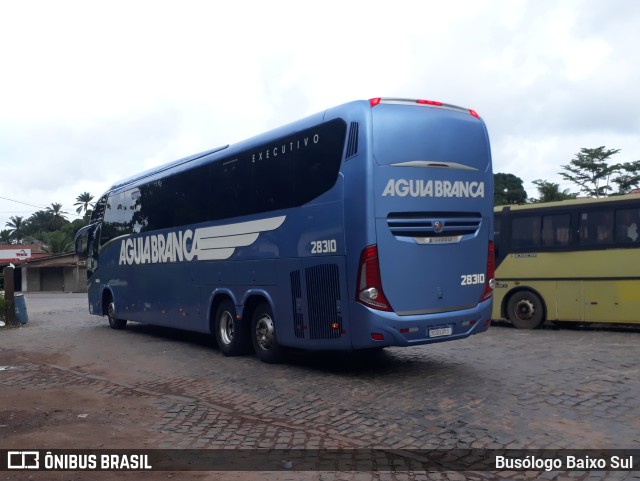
110,145 -> 229,190
106,97 -> 484,194
107,107 -> 333,192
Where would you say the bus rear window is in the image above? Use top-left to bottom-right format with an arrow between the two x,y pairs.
372,105 -> 489,170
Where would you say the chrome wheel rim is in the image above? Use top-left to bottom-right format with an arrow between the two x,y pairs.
515,299 -> 535,320
219,311 -> 234,345
108,302 -> 116,325
255,314 -> 275,351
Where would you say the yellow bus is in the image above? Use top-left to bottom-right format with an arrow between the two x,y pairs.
492,194 -> 640,328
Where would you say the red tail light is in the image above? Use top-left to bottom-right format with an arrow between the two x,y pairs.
416,99 -> 442,106
369,98 -> 382,107
480,241 -> 495,302
356,245 -> 392,311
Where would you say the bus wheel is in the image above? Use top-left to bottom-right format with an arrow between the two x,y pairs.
251,303 -> 284,364
506,291 -> 545,329
107,301 -> 127,330
214,300 -> 250,356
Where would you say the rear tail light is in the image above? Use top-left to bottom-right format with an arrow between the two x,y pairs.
356,245 -> 392,311
480,241 -> 495,302
416,99 -> 442,106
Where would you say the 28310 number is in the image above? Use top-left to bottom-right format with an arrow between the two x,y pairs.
311,239 -> 337,254
461,273 -> 485,285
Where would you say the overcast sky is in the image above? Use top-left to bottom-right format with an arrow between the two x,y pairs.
1,0 -> 639,232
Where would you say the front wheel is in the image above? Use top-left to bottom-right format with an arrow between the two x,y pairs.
251,303 -> 284,364
506,291 -> 545,329
107,301 -> 127,330
214,300 -> 251,356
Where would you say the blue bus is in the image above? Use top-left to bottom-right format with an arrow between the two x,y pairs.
75,98 -> 494,363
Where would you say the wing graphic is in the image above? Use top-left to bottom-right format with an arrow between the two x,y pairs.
194,215 -> 286,260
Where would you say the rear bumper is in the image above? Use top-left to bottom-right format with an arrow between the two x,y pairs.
349,298 -> 492,349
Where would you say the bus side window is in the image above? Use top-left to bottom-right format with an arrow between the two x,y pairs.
615,208 -> 640,243
579,210 -> 613,246
512,216 -> 541,249
542,214 -> 570,247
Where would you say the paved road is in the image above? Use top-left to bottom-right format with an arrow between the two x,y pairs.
1,293 -> 639,480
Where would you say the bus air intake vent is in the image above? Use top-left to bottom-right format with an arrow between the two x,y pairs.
305,264 -> 342,340
387,212 -> 482,240
345,122 -> 359,159
290,270 -> 304,339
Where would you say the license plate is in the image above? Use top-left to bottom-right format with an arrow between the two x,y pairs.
429,326 -> 453,338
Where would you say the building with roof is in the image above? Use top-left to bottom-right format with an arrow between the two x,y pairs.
0,246 -> 86,292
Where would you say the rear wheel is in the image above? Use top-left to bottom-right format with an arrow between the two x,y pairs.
506,291 -> 545,329
214,300 -> 251,356
107,300 -> 127,330
251,302 -> 284,364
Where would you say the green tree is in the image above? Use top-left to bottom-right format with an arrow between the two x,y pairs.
530,179 -> 577,203
5,216 -> 26,241
0,230 -> 12,244
612,160 -> 640,194
46,203 -> 68,230
24,210 -> 56,236
41,230 -> 73,254
559,146 -> 621,197
74,192 -> 94,215
494,173 -> 528,205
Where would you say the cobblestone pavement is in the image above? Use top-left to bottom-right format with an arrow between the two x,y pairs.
1,293 -> 639,480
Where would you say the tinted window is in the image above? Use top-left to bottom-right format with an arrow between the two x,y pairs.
101,189 -> 139,246
615,208 -> 640,243
112,119 -> 346,233
541,214 -> 571,247
579,210 -> 613,246
512,216 -> 541,248
494,214 -> 501,240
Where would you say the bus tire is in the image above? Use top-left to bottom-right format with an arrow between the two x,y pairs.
251,302 -> 284,364
506,291 -> 545,329
107,300 -> 127,330
214,299 -> 251,356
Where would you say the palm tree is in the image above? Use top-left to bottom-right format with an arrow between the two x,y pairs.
26,210 -> 55,234
42,231 -> 73,254
5,216 -> 26,241
531,180 -> 577,203
46,203 -> 68,230
74,192 -> 95,215
0,229 -> 12,244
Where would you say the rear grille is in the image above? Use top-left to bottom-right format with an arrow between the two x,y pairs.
387,212 -> 481,238
306,264 -> 342,340
289,264 -> 344,341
